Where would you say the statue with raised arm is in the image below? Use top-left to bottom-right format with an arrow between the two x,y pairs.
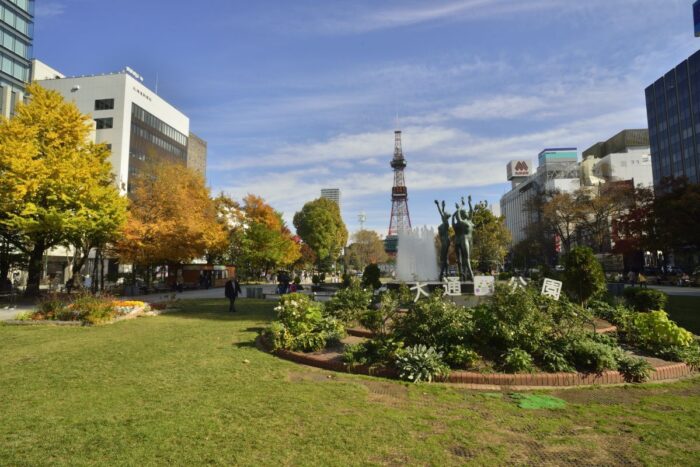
452,195 -> 475,281
435,200 -> 451,281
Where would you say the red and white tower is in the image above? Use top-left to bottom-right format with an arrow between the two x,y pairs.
387,130 -> 412,238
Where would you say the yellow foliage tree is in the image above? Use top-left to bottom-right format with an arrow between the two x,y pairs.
115,159 -> 228,275
0,83 -> 126,297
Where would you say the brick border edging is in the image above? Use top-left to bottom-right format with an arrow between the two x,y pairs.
274,348 -> 693,387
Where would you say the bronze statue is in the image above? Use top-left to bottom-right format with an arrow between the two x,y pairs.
434,200 -> 451,281
452,196 -> 475,281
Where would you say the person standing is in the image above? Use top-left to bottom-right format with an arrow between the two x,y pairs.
225,276 -> 242,313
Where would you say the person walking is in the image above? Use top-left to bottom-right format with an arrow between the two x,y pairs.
638,272 -> 648,288
225,275 -> 242,313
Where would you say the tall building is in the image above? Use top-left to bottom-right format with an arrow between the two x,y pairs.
385,130 -> 412,254
500,148 -> 580,245
36,63 -> 191,195
583,129 -> 653,187
645,50 -> 700,187
320,188 -> 341,208
694,0 -> 700,37
187,132 -> 207,178
0,0 -> 33,118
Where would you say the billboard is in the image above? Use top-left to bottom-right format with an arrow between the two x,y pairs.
506,160 -> 531,180
695,1 -> 700,37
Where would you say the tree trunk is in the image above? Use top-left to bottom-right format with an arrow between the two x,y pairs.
0,239 -> 10,284
24,240 -> 46,298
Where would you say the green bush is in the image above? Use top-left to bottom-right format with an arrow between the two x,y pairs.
498,271 -> 513,281
563,247 -> 606,305
342,337 -> 405,369
501,348 -> 535,373
444,345 -> 479,369
394,292 -> 474,360
263,293 -> 346,352
567,338 -> 619,374
394,345 -> 449,383
70,294 -> 117,324
587,300 -> 632,326
35,293 -> 66,319
623,288 -> 668,312
625,310 -> 694,353
324,282 -> 373,324
539,348 -> 575,373
617,355 -> 653,383
361,263 -> 382,290
358,290 -> 400,338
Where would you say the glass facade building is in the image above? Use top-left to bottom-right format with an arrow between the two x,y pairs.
645,50 -> 700,187
0,0 -> 32,118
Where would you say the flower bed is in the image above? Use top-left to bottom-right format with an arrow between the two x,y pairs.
261,281 -> 699,385
15,294 -> 149,325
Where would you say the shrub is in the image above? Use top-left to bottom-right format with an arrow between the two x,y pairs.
540,348 -> 575,373
444,345 -> 479,369
36,293 -> 66,319
625,310 -> 694,353
497,271 -> 513,281
623,288 -> 668,312
394,345 -> 449,383
324,282 -> 373,324
562,246 -> 606,305
567,338 -> 619,374
343,337 -> 405,368
617,355 -> 653,383
359,290 -> 401,338
361,263 -> 382,290
394,292 -> 474,359
69,294 -> 117,324
587,300 -> 632,326
500,348 -> 535,373
263,293 -> 346,352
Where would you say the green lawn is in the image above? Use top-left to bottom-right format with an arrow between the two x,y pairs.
1,298 -> 699,465
666,295 -> 700,335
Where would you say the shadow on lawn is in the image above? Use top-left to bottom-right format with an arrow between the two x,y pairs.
161,298 -> 276,322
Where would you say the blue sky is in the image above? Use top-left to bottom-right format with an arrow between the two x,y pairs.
35,0 -> 699,235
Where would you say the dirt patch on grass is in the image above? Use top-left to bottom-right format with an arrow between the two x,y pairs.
360,380 -> 410,407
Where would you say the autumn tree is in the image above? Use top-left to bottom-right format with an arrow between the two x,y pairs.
346,230 -> 388,271
0,83 -> 126,297
211,193 -> 300,278
114,158 -> 227,280
541,191 -> 580,255
575,183 -> 634,253
293,198 -> 348,267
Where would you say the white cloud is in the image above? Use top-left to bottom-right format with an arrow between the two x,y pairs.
35,2 -> 66,18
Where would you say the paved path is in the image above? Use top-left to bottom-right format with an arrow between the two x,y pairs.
647,285 -> 700,297
0,304 -> 35,321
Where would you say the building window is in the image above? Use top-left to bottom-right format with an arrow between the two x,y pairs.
95,117 -> 113,130
94,98 -> 114,110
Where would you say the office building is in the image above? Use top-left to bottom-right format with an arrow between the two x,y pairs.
0,0 -> 33,118
500,149 -> 580,245
321,188 -> 341,208
645,50 -> 700,187
187,132 -> 207,178
583,129 -> 653,187
36,63 -> 191,194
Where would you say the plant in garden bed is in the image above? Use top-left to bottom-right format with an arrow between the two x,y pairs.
261,293 -> 345,352
623,288 -> 668,313
617,354 -> 654,383
395,345 -> 449,383
324,280 -> 372,324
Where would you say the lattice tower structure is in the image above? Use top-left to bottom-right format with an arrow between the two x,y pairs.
388,130 -> 412,237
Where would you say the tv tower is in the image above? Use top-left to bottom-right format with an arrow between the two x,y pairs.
387,130 -> 412,239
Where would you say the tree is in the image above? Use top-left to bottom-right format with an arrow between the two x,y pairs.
114,158 -> 227,278
541,191 -> 580,255
563,246 -> 606,306
362,263 -> 382,290
470,202 -> 511,272
575,183 -> 634,253
346,230 -> 388,271
0,83 -> 126,297
293,198 -> 348,266
211,193 -> 300,279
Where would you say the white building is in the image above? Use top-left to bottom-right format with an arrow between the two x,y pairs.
35,60 -> 190,195
321,188 -> 341,208
500,149 -> 580,245
586,130 -> 653,188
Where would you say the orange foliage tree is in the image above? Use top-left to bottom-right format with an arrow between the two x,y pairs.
114,159 -> 227,278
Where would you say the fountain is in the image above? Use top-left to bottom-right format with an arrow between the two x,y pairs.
396,227 -> 440,282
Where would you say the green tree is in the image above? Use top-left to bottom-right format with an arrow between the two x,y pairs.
362,263 -> 382,290
563,246 -> 606,306
293,198 -> 348,266
471,202 -> 511,272
0,83 -> 126,297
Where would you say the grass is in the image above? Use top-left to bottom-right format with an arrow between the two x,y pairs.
1,298 -> 699,465
666,295 -> 700,335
